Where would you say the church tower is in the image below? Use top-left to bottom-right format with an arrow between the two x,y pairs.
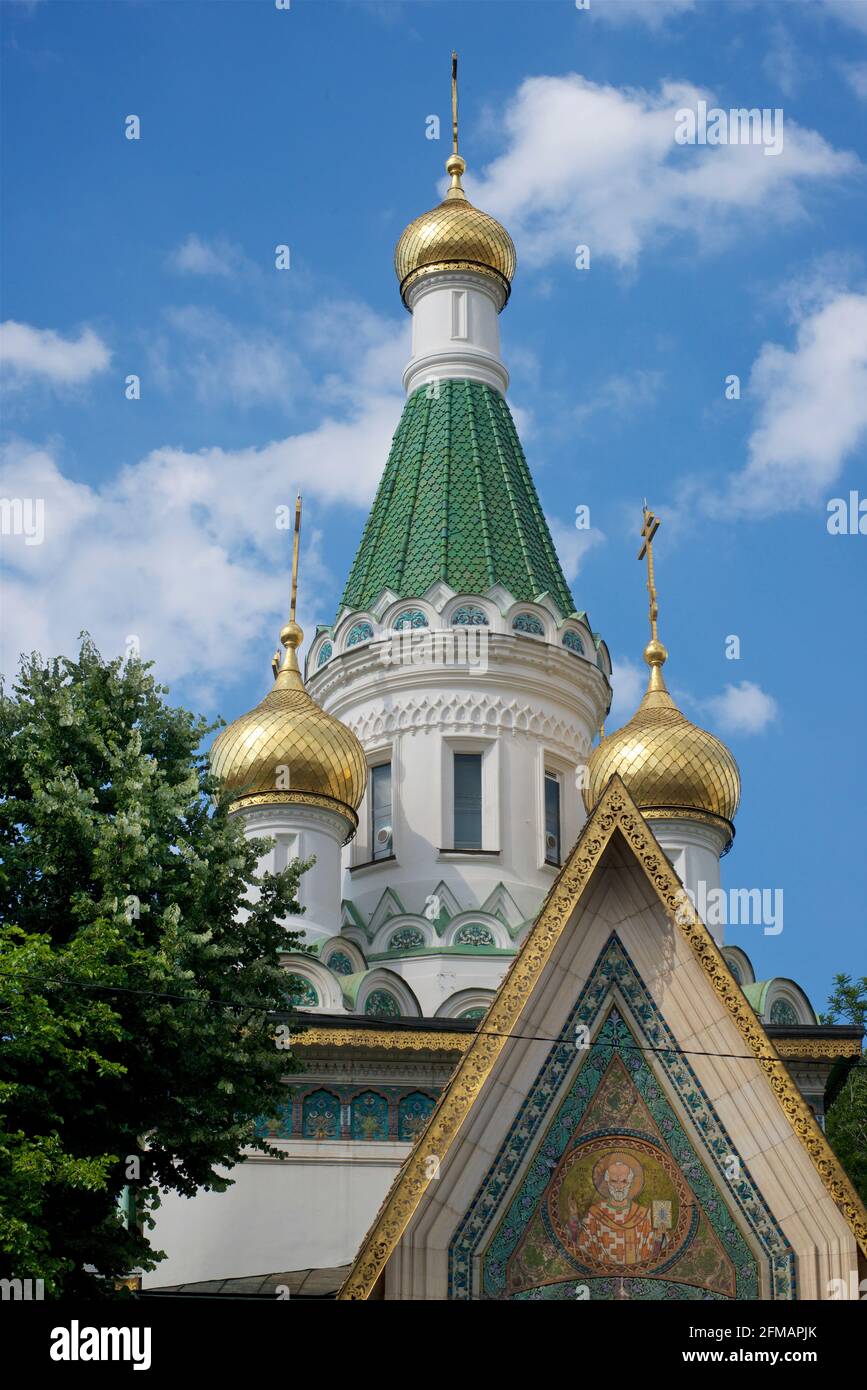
305,56 -> 611,1021
583,505 -> 740,940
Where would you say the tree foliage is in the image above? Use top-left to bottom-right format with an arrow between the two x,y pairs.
820,974 -> 867,1205
0,639 -> 310,1296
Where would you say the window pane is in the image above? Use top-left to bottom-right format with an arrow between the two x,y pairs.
454,753 -> 482,849
545,772 -> 560,864
372,763 -> 392,859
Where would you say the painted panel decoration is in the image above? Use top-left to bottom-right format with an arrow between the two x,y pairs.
769,999 -> 799,1026
351,1091 -> 389,1141
389,927 -> 425,951
451,605 -> 489,626
255,1098 -> 293,1142
449,935 -> 794,1301
302,1089 -> 340,1140
326,950 -> 354,976
346,621 -> 374,647
286,975 -> 319,1008
393,608 -> 428,630
398,1092 -> 436,1141
512,612 -> 545,636
316,641 -> 333,667
454,923 -> 496,947
561,630 -> 585,656
364,989 -> 401,1018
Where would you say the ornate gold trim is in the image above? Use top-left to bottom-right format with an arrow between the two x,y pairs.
774,1038 -> 862,1060
234,791 -> 358,843
338,776 -> 867,1299
293,1027 -> 470,1053
400,260 -> 511,308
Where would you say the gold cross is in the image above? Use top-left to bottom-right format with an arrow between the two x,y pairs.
451,51 -> 459,155
638,502 -> 661,643
289,492 -> 302,624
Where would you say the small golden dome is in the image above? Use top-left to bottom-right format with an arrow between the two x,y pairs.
584,642 -> 740,833
394,152 -> 516,308
210,622 -> 367,823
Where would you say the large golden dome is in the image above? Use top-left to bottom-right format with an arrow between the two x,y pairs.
583,641 -> 740,836
395,153 -> 516,308
210,621 -> 367,827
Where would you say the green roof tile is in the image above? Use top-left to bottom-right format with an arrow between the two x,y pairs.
338,380 -> 576,620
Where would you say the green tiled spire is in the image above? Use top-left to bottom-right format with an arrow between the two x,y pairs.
339,380 -> 576,619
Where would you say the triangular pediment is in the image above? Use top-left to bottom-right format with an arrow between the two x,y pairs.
340,777 -> 867,1300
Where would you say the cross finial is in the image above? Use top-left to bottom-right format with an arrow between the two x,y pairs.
290,492 -> 302,624
451,51 -> 459,155
637,502 -> 660,640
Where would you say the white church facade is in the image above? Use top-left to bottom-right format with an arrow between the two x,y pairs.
145,63 -> 865,1299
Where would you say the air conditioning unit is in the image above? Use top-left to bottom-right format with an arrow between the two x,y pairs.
375,826 -> 392,849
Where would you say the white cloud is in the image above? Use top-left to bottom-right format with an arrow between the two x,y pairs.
590,0 -> 696,27
467,74 -> 858,271
0,308 -> 407,700
842,61 -> 867,101
821,0 -> 867,36
149,300 -> 408,412
728,290 -> 867,514
0,321 -> 110,387
573,369 -> 663,427
546,513 -> 606,583
608,657 -> 647,725
167,234 -> 250,278
704,681 -> 779,735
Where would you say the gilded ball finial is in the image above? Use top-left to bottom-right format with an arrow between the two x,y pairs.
445,152 -> 466,177
281,620 -> 304,650
644,638 -> 668,668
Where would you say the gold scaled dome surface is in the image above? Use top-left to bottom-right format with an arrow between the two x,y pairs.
394,153 -> 516,308
210,621 -> 367,820
583,643 -> 740,831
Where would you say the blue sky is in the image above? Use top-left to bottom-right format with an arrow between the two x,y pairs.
1,0 -> 866,1008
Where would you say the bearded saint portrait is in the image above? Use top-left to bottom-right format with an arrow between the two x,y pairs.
566,1151 -> 668,1267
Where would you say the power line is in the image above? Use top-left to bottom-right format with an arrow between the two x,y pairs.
0,962 -> 831,1065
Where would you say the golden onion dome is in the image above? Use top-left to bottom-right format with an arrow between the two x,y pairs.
583,640 -> 741,837
210,620 -> 367,828
394,152 -> 516,308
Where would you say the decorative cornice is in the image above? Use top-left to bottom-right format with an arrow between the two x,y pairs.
775,1038 -> 862,1060
340,690 -> 593,763
339,776 -> 867,1298
234,791 -> 358,843
293,1027 -> 470,1053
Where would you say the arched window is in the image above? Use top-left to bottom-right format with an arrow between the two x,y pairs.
561,631 -> 585,656
770,998 -> 799,1026
317,641 -> 333,667
364,989 -> 401,1019
286,975 -> 318,1008
346,621 -> 374,647
302,1090 -> 340,1140
326,950 -> 354,976
725,956 -> 742,985
389,927 -> 425,951
513,612 -> 545,636
459,1006 -> 488,1021
351,1091 -> 389,1141
451,605 -> 489,627
398,1092 -> 435,1141
393,608 -> 428,630
454,923 -> 496,947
